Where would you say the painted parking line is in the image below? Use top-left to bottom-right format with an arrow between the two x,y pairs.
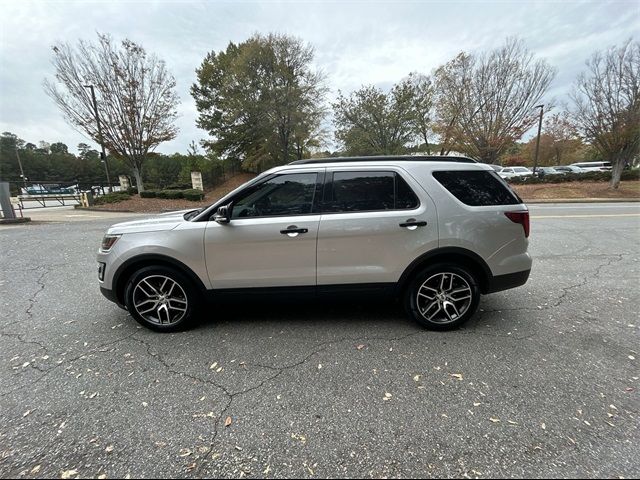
531,204 -> 640,209
531,213 -> 640,219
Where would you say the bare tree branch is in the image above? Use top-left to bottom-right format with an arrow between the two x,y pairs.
44,34 -> 179,190
435,38 -> 555,163
570,40 -> 640,188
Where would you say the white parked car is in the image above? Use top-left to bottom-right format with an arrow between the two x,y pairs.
499,167 -> 533,179
569,161 -> 612,172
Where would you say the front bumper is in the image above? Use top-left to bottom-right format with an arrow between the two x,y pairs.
100,287 -> 126,309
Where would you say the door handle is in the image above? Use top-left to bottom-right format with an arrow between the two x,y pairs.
280,225 -> 309,237
399,219 -> 427,229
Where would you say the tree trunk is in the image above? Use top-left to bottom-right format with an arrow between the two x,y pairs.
609,158 -> 624,189
424,138 -> 431,155
132,164 -> 144,192
480,151 -> 498,165
421,132 -> 431,155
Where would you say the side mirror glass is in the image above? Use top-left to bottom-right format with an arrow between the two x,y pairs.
214,204 -> 231,224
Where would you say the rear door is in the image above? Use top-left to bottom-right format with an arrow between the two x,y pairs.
316,167 -> 438,286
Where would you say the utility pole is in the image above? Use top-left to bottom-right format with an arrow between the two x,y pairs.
533,104 -> 544,175
15,146 -> 27,190
84,85 -> 112,192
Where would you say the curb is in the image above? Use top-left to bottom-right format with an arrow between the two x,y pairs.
524,198 -> 640,204
0,217 -> 31,225
74,206 -> 136,213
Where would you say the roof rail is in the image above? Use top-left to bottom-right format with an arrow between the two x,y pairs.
289,155 -> 477,165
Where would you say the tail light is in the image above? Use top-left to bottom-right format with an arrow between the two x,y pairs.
505,211 -> 530,238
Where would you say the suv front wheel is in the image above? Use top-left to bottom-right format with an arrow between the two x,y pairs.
124,266 -> 200,332
405,264 -> 480,330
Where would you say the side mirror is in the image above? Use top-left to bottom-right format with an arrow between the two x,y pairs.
214,204 -> 231,224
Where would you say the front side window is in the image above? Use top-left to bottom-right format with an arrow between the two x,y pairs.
322,171 -> 419,213
231,172 -> 318,218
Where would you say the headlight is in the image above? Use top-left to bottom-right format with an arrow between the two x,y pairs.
101,234 -> 121,251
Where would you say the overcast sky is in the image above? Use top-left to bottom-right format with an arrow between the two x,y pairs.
0,0 -> 637,155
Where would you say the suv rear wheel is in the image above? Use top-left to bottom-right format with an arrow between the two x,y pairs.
124,266 -> 200,332
405,264 -> 480,330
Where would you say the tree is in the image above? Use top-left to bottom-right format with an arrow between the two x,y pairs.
433,52 -> 474,155
332,76 -> 433,155
544,112 -> 581,164
50,142 -> 69,154
0,132 -> 22,180
570,40 -> 640,188
78,143 -> 99,161
434,38 -> 555,163
407,73 -> 436,154
44,33 -> 180,191
192,33 -> 327,172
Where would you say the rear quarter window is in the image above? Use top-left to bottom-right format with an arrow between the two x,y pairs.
433,170 -> 522,206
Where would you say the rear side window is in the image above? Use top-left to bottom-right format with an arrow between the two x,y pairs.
433,170 -> 522,206
322,171 -> 419,212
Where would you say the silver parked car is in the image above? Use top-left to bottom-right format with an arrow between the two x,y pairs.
97,156 -> 532,332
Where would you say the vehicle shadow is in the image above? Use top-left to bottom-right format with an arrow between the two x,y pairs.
192,293 -> 508,333
195,294 -> 411,331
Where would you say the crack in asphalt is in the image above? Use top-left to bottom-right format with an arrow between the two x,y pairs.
126,330 -> 429,475
194,330 -> 429,475
1,267 -> 50,332
0,331 -> 139,399
1,266 -> 61,376
547,254 -> 624,310
476,254 -> 626,318
1,264 -> 134,386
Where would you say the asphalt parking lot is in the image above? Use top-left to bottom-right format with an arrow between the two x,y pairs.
1,203 -> 639,479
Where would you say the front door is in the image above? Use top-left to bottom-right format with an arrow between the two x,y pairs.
204,171 -> 322,289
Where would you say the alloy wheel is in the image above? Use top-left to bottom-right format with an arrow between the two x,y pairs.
132,275 -> 188,325
416,272 -> 473,324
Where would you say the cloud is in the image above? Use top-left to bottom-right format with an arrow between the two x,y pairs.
0,0 -> 637,154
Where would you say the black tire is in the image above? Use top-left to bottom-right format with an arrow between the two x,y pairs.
124,265 -> 201,332
404,263 -> 480,331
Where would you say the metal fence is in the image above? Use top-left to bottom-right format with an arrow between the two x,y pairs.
3,180 -> 122,209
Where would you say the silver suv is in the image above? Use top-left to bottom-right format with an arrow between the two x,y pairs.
97,156 -> 531,332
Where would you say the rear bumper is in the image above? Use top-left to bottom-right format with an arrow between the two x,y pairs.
485,269 -> 530,294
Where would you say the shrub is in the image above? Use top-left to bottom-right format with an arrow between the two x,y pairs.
94,192 -> 131,205
165,183 -> 192,190
622,169 -> 640,181
140,190 -> 157,198
126,186 -> 138,195
183,189 -> 205,201
157,190 -> 184,199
